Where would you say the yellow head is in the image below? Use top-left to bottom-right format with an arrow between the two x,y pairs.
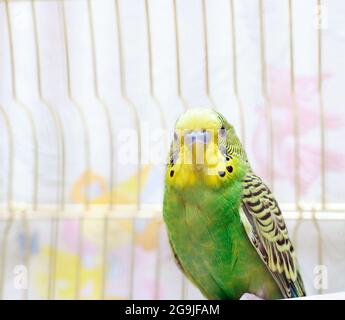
166,108 -> 247,189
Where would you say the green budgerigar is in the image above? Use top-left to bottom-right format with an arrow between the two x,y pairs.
163,108 -> 306,300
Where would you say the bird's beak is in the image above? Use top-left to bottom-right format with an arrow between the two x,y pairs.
184,130 -> 210,146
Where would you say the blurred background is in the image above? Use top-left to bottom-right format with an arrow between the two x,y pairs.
0,0 -> 344,299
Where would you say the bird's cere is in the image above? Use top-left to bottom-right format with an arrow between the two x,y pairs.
184,130 -> 210,146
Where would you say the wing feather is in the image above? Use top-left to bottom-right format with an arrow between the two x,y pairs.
240,172 -> 306,298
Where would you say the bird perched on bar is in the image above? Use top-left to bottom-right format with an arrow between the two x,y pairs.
163,108 -> 306,300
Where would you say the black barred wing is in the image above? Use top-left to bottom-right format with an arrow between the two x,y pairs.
240,172 -> 306,298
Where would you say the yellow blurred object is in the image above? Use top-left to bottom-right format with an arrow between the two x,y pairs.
68,165 -> 160,250
34,247 -> 126,299
70,165 -> 152,205
135,219 -> 161,250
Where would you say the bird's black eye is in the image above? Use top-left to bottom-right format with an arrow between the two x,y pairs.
218,171 -> 225,177
170,170 -> 175,177
226,166 -> 233,173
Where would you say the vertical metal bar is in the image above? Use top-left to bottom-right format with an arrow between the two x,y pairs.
229,0 -> 246,146
5,1 -> 39,208
288,0 -> 301,210
172,0 -> 189,110
144,0 -> 167,130
143,0 -> 167,300
172,0 -> 189,298
114,0 -> 142,300
87,0 -> 115,300
258,0 -> 274,190
0,107 -> 14,300
312,208 -> 323,294
59,0 -> 91,300
201,0 -> 217,110
315,0 -> 325,294
154,218 -> 161,300
31,0 -> 66,300
287,0 -> 304,257
317,0 -> 326,210
5,0 -> 40,300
